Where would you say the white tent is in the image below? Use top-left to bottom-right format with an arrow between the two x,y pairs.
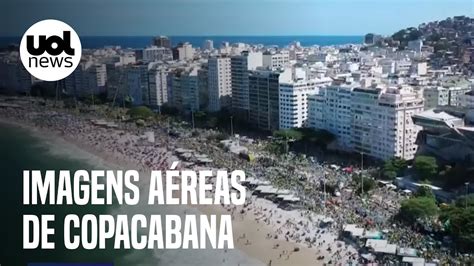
366,239 -> 388,249
374,244 -> 397,254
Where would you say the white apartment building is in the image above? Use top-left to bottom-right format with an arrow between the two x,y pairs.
423,86 -> 449,109
411,62 -> 428,76
148,66 -> 168,107
308,83 -> 356,151
176,43 -> 195,61
307,52 -> 337,63
263,51 -> 290,70
308,83 -> 424,160
279,80 -> 319,129
142,46 -> 173,62
395,60 -> 412,75
231,51 -> 263,113
351,86 -> 424,160
378,59 -> 395,75
208,56 -> 232,112
448,87 -> 471,107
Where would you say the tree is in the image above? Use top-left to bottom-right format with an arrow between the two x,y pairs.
206,117 -> 218,128
382,158 -> 407,179
415,185 -> 435,199
266,142 -> 286,155
455,194 -> 474,208
440,205 -> 474,252
391,158 -> 408,173
399,197 -> 438,223
273,129 -> 304,141
353,175 -> 376,194
127,106 -> 154,120
293,128 -> 335,149
414,156 -> 438,180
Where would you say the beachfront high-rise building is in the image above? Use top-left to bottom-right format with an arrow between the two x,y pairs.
90,63 -> 107,92
166,66 -> 203,112
168,68 -> 183,108
202,40 -> 214,51
180,67 -> 201,112
262,51 -> 290,70
148,66 -> 168,107
279,72 -> 321,129
65,62 -> 107,97
153,36 -> 171,48
207,56 -> 232,112
248,69 -> 291,131
351,87 -> 423,160
308,83 -> 356,151
231,51 -> 263,116
309,84 -> 424,160
0,57 -> 33,94
126,63 -> 149,106
197,65 -> 209,111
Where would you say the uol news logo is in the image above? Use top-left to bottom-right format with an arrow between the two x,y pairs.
20,19 -> 82,81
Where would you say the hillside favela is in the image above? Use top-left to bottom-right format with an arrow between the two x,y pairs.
1,15 -> 474,265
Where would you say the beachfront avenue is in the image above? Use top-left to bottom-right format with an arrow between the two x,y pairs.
22,168 -> 246,206
23,214 -> 234,250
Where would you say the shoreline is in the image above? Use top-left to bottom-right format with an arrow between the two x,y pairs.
0,117 -> 338,265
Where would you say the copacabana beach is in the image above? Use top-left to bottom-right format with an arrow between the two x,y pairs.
0,98 -> 360,265
0,122 -> 264,266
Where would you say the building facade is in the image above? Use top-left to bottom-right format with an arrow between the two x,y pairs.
262,51 -> 290,70
231,51 -> 263,116
248,70 -> 281,130
351,87 -> 424,160
309,84 -> 355,150
208,56 -> 232,112
279,80 -> 319,129
153,36 -> 171,48
148,66 -> 168,107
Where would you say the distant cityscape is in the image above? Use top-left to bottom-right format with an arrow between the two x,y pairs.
1,16 -> 473,163
1,15 -> 474,265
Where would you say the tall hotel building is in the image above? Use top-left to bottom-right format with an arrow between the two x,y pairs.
207,56 -> 232,112
351,87 -> 424,160
309,84 -> 424,160
231,51 -> 263,117
308,83 -> 355,150
248,69 -> 291,131
279,79 -> 320,129
148,66 -> 168,107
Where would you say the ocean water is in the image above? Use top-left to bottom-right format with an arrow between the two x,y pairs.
0,123 -> 131,265
0,123 -> 262,266
0,35 -> 362,49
